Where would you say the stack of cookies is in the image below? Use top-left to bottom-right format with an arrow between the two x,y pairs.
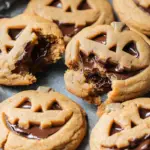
1,0 -> 150,149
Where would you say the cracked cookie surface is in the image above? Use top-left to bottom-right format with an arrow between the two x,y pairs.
0,87 -> 86,150
91,98 -> 150,150
65,22 -> 150,107
25,0 -> 114,43
0,14 -> 65,86
113,0 -> 150,35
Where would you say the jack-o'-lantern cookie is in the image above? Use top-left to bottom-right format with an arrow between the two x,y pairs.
113,0 -> 150,35
0,87 -> 86,150
25,0 -> 114,42
91,98 -> 150,150
65,22 -> 150,105
0,14 -> 65,86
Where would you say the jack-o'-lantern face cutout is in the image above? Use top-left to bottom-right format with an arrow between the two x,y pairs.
0,88 -> 86,150
0,14 -> 64,86
25,0 -> 114,41
91,98 -> 150,150
65,22 -> 150,105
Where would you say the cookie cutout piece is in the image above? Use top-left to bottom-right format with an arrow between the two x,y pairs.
0,88 -> 86,150
0,14 -> 65,86
90,98 -> 150,150
25,0 -> 114,42
65,22 -> 150,105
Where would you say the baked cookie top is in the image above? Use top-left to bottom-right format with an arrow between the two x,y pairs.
64,22 -> 150,106
113,0 -> 150,35
25,0 -> 114,42
0,87 -> 86,150
0,14 -> 65,86
91,98 -> 150,150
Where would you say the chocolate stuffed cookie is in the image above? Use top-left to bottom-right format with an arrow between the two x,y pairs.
113,0 -> 150,35
25,0 -> 114,42
0,87 -> 86,150
91,98 -> 150,150
0,14 -> 65,86
65,22 -> 150,107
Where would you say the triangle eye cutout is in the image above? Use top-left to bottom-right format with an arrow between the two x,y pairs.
49,0 -> 62,8
8,28 -> 24,40
139,107 -> 150,119
109,122 -> 123,136
66,7 -> 72,12
78,0 -> 91,10
49,102 -> 62,110
17,100 -> 32,109
131,121 -> 137,128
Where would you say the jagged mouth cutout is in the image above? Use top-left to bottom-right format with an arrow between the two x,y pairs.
4,99 -> 71,141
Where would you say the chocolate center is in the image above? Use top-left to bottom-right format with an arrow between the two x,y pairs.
6,119 -> 62,139
139,108 -> 150,119
106,134 -> 150,150
8,28 -> 24,40
12,31 -> 57,74
134,0 -> 150,14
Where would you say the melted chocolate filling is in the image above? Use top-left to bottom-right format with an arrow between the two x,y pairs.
6,119 -> 62,139
79,35 -> 141,95
106,134 -> 150,150
134,0 -> 150,14
54,21 -> 85,38
12,31 -> 57,74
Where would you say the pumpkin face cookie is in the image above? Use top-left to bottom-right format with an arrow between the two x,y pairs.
113,0 -> 150,35
91,98 -> 150,150
0,87 -> 86,150
65,22 -> 150,105
25,0 -> 114,42
0,14 -> 65,86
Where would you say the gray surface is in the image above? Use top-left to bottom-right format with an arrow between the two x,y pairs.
0,0 -> 114,150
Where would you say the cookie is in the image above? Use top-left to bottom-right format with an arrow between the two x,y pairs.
65,22 -> 150,105
0,14 -> 65,86
25,0 -> 114,42
0,87 -> 86,150
113,0 -> 150,35
91,98 -> 150,150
